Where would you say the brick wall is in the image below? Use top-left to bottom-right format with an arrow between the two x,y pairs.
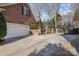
1,3 -> 37,25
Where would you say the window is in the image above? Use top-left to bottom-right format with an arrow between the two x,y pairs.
22,6 -> 30,16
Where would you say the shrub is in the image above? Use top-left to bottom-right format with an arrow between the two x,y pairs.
68,28 -> 79,34
0,12 -> 7,38
30,22 -> 40,30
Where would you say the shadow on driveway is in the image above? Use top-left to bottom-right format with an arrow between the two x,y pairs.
28,43 -> 73,56
59,34 -> 79,42
3,35 -> 30,45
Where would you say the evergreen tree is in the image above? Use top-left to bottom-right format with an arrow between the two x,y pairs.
0,12 -> 7,41
55,12 -> 62,28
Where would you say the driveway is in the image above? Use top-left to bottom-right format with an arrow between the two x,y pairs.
0,34 -> 78,56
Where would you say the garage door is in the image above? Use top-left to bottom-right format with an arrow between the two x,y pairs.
4,23 -> 30,39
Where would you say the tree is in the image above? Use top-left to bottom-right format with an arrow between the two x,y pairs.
55,12 -> 62,27
54,12 -> 63,32
47,18 -> 55,33
43,12 -> 62,33
73,8 -> 79,28
0,12 -> 7,42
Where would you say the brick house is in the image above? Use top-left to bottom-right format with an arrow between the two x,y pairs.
0,3 -> 37,25
0,3 -> 39,38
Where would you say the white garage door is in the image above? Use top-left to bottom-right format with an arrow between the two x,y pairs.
4,23 -> 30,39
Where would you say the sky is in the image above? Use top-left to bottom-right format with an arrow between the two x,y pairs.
40,7 -> 51,22
29,3 -> 74,22
59,3 -> 73,15
41,3 -> 74,22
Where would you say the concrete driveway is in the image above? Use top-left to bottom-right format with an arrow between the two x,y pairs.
0,34 -> 78,56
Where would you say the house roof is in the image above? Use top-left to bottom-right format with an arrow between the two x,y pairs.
0,3 -> 16,7
0,3 -> 16,12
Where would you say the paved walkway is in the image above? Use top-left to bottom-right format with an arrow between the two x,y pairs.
0,34 -> 78,56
